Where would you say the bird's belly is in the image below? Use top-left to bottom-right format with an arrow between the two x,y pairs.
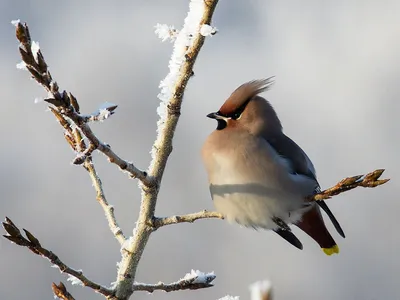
211,187 -> 308,230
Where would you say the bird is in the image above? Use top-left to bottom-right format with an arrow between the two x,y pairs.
201,78 -> 345,255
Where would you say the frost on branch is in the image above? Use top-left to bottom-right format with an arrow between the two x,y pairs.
200,24 -> 217,36
11,19 -> 20,27
81,102 -> 118,122
132,269 -> 216,293
183,269 -> 216,284
67,273 -> 84,286
151,0 -> 211,163
31,40 -> 40,62
16,61 -> 27,70
155,23 -> 178,42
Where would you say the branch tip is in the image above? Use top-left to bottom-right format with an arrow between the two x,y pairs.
52,282 -> 75,300
132,270 -> 216,293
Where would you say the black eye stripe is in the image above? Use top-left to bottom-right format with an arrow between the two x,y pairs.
220,98 -> 251,120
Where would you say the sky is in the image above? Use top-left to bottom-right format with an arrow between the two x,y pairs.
0,1 -> 399,299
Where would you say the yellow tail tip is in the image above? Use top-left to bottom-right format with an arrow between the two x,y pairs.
322,245 -> 340,255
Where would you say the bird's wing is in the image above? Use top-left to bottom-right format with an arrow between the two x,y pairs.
267,133 -> 318,183
266,133 -> 345,238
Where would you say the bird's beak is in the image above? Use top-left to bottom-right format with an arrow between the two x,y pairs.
206,112 -> 221,119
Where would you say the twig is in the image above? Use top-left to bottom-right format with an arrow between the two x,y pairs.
114,1 -> 220,299
2,218 -> 114,298
132,270 -> 216,293
152,210 -> 224,229
81,102 -> 118,122
84,158 -> 126,245
52,282 -> 76,300
309,169 -> 389,201
13,21 -> 152,186
51,104 -> 125,245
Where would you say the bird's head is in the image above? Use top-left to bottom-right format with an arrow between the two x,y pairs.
206,78 -> 282,135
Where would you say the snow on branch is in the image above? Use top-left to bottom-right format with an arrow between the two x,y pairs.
114,1 -> 220,299
150,0 -> 218,168
2,218 -> 114,298
200,24 -> 217,36
155,23 -> 178,42
81,102 -> 118,122
132,270 -> 216,293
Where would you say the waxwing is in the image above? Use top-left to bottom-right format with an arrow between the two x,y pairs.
201,78 -> 345,255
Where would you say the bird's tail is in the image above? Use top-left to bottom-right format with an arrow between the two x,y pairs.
295,205 -> 339,255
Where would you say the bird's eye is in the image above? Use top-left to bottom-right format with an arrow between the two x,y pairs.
231,112 -> 241,120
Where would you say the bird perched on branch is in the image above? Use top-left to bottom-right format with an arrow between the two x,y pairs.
201,78 -> 345,255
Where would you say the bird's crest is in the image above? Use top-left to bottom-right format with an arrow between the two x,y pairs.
219,77 -> 274,116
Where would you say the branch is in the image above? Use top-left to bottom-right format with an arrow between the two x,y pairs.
152,210 -> 224,229
151,169 -> 389,229
132,270 -> 216,293
309,169 -> 389,201
50,107 -> 125,245
13,21 -> 153,187
2,218 -> 114,298
52,282 -> 76,300
114,1 -> 220,299
84,158 -> 126,245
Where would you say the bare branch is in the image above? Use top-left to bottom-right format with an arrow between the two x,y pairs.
2,218 -> 114,298
52,282 -> 76,300
84,158 -> 126,245
13,21 -> 152,186
309,169 -> 389,201
152,210 -> 224,229
114,1 -> 220,299
133,270 -> 216,293
50,107 -> 126,245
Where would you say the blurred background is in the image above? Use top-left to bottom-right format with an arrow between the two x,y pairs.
1,1 -> 399,299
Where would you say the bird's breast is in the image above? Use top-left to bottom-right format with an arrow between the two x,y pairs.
202,132 -> 315,229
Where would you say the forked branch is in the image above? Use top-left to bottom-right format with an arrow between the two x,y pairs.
52,96 -> 126,245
